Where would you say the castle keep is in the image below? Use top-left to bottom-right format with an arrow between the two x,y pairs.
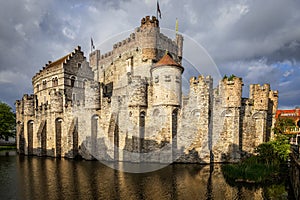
16,16 -> 278,163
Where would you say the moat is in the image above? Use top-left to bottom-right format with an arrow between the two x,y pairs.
0,150 -> 294,199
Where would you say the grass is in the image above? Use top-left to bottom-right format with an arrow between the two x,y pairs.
222,156 -> 280,183
0,145 -> 16,151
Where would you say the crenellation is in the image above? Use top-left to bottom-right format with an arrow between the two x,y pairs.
16,16 -> 277,164
250,83 -> 270,111
140,16 -> 159,29
221,77 -> 243,108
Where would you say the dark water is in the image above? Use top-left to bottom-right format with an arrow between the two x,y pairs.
0,150 -> 294,200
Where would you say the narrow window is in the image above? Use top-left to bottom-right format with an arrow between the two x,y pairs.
42,80 -> 47,89
52,77 -> 58,87
70,76 -> 76,87
83,79 -> 87,88
165,75 -> 171,82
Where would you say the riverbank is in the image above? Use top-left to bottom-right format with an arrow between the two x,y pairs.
0,145 -> 16,151
0,150 -> 295,199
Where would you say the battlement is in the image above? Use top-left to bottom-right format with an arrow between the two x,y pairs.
22,94 -> 35,101
140,16 -> 159,29
249,84 -> 271,111
269,90 -> 279,98
95,16 -> 182,67
222,76 -> 243,86
15,100 -> 21,105
220,76 -> 243,108
249,84 -> 270,99
189,75 -> 212,85
98,34 -> 137,62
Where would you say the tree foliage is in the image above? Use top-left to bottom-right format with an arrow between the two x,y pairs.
255,134 -> 290,165
0,102 -> 16,139
273,118 -> 295,134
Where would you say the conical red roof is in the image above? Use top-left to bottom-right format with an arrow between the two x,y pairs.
155,53 -> 183,69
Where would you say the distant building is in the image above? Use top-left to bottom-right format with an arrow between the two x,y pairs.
276,108 -> 300,124
15,16 -> 278,163
276,107 -> 300,135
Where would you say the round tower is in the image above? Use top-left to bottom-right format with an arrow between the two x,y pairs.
151,53 -> 184,107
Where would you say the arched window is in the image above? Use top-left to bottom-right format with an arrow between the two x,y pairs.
52,77 -> 58,87
91,115 -> 99,156
83,79 -> 87,88
153,109 -> 160,117
55,118 -> 63,157
139,111 -> 146,152
172,109 -> 178,156
42,80 -> 47,89
70,76 -> 76,87
27,120 -> 34,155
18,121 -> 25,154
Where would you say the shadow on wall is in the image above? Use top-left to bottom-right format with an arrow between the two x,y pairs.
77,135 -> 208,165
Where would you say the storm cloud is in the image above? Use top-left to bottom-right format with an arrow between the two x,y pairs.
0,0 -> 299,109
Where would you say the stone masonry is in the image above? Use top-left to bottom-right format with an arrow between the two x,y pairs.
15,16 -> 278,163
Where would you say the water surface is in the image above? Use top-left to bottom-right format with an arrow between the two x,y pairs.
0,150 -> 293,199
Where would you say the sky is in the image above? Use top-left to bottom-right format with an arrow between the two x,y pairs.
0,0 -> 299,109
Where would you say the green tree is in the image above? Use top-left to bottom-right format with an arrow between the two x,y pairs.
0,102 -> 16,140
273,118 -> 295,134
255,134 -> 290,165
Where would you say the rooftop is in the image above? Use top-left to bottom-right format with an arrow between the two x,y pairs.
154,53 -> 183,71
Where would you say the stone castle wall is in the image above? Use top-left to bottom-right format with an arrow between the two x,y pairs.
15,16 -> 278,163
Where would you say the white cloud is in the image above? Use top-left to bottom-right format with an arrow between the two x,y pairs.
0,0 -> 300,109
283,69 -> 294,78
0,70 -> 30,85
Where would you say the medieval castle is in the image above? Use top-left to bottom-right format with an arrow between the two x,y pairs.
15,16 -> 278,163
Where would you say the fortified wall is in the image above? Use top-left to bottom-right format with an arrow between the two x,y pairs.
15,16 -> 278,163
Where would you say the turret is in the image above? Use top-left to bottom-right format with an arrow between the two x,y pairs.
151,53 -> 184,107
189,75 -> 213,96
140,15 -> 159,29
250,84 -> 270,111
136,16 -> 160,62
269,90 -> 278,115
22,94 -> 36,116
221,76 -> 243,108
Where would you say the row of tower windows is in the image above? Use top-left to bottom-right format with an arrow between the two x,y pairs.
36,76 -> 88,91
154,75 -> 180,83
